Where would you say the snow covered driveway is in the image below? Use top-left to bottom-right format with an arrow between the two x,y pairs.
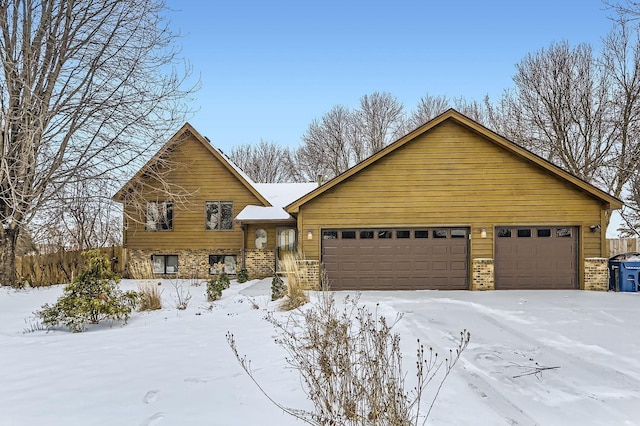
1,280 -> 638,425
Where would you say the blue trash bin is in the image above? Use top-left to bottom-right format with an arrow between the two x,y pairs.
619,261 -> 640,292
609,253 -> 640,292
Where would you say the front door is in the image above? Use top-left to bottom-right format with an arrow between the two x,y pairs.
276,227 -> 297,272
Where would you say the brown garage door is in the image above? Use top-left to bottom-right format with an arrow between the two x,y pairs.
322,228 -> 469,291
495,226 -> 578,289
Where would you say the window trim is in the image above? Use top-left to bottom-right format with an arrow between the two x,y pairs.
205,201 -> 234,231
151,254 -> 178,274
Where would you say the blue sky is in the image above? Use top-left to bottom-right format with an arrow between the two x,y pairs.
167,0 -> 616,152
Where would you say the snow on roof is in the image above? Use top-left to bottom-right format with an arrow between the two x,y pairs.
254,182 -> 317,208
235,205 -> 293,222
236,183 -> 316,222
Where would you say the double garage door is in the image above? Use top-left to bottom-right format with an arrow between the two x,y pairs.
322,226 -> 578,291
322,228 -> 469,291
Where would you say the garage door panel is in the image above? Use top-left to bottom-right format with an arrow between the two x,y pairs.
451,261 -> 467,271
323,227 -> 469,290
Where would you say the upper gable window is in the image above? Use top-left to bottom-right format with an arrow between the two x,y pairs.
206,201 -> 233,230
146,201 -> 173,231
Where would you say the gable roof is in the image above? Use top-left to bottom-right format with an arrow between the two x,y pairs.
286,109 -> 623,212
112,123 -> 272,206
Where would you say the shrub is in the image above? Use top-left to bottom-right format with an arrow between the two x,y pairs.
206,272 -> 230,301
236,268 -> 249,283
37,250 -> 139,332
227,292 -> 470,425
138,281 -> 163,311
278,253 -> 309,310
170,280 -> 192,310
271,275 -> 286,301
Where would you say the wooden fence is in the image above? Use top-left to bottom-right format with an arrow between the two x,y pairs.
15,246 -> 123,287
608,238 -> 640,257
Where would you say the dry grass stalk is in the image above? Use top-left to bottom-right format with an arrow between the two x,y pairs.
278,253 -> 309,310
128,260 -> 154,280
137,281 -> 163,311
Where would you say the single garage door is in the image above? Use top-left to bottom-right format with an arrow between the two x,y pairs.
495,226 -> 578,289
322,228 -> 469,291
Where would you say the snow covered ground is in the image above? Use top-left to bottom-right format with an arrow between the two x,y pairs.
1,279 -> 639,426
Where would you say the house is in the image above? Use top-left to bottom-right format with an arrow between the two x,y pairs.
114,109 -> 622,291
113,124 -> 316,280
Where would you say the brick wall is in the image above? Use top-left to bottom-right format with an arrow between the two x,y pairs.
472,258 -> 494,290
244,249 -> 275,279
127,248 -> 239,280
584,258 -> 609,291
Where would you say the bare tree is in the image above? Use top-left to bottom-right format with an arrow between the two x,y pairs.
606,0 -> 640,21
508,41 -> 615,184
404,93 -> 450,132
600,21 -> 640,230
297,105 -> 354,181
229,140 -> 296,183
35,179 -> 122,251
0,0 -> 194,286
354,92 -> 404,158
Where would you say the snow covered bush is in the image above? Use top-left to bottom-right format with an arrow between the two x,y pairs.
37,250 -> 139,332
227,292 -> 470,425
270,275 -> 285,301
207,272 -> 230,301
236,268 -> 249,283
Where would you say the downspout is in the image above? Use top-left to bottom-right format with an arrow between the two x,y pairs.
241,223 -> 247,269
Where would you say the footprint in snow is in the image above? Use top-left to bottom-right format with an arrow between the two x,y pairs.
140,412 -> 165,426
184,377 -> 209,383
143,389 -> 160,404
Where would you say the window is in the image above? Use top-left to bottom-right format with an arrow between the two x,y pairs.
451,229 -> 466,238
152,255 -> 178,274
209,255 -> 237,275
557,228 -> 572,238
323,230 -> 338,240
433,229 -> 448,238
497,229 -> 512,238
341,231 -> 356,239
517,229 -> 531,238
146,202 -> 173,231
396,230 -> 411,239
537,228 -> 551,237
360,230 -> 374,239
378,230 -> 393,239
415,230 -> 429,238
205,201 -> 233,230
